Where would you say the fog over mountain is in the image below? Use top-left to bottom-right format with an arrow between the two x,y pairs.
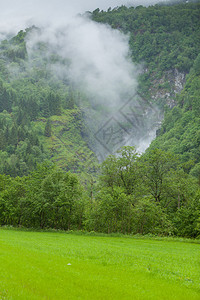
0,0 -> 166,156
0,0 -> 172,35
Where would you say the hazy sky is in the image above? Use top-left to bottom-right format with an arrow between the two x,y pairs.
0,0 -> 168,34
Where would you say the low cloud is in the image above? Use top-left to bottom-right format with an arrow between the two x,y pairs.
26,15 -> 138,109
0,0 -> 171,36
1,0 -> 164,156
25,14 -> 146,157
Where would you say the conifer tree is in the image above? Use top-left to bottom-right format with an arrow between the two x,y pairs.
44,119 -> 52,137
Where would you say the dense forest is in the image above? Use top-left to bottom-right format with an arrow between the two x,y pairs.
0,146 -> 199,237
0,27 -> 98,176
92,1 -> 200,176
0,1 -> 199,237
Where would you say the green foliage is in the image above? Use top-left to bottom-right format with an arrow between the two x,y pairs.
0,3 -> 199,238
0,28 -> 97,176
132,197 -> 172,235
38,109 -> 99,174
85,186 -> 133,233
0,147 -> 199,237
0,164 -> 84,229
44,118 -> 52,137
85,147 -> 199,236
92,2 -> 200,73
92,2 -> 200,100
149,59 -> 200,173
0,80 -> 16,113
173,193 -> 200,237
99,146 -> 141,196
192,52 -> 200,75
0,110 -> 47,176
141,148 -> 178,203
0,3 -> 199,177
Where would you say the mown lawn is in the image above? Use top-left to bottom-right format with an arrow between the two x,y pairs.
0,229 -> 199,300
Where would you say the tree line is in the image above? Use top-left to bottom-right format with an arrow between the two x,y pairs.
92,2 -> 200,73
0,147 -> 199,238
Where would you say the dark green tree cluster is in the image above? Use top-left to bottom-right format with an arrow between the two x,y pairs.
0,164 -> 84,229
0,80 -> 16,113
0,29 -> 78,176
0,110 -> 47,176
44,119 -> 52,137
0,147 -> 199,238
85,147 -> 199,237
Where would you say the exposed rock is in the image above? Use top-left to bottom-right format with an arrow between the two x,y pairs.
174,68 -> 185,94
149,69 -> 186,108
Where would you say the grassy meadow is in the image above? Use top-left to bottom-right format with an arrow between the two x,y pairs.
0,229 -> 199,300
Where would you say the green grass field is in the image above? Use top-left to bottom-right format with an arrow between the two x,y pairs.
0,229 -> 199,300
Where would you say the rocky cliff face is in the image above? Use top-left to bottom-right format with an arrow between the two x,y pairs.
150,69 -> 186,108
132,68 -> 187,148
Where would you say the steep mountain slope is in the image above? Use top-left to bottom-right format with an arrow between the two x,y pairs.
0,2 -> 200,238
0,29 -> 98,176
92,2 -> 200,99
148,54 -> 200,177
0,2 -> 199,177
92,1 -> 200,173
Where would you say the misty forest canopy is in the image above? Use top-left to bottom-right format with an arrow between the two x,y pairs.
0,1 -> 199,237
92,1 -> 200,73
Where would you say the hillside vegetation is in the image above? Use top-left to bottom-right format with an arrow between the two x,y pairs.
0,28 -> 97,176
92,1 -> 200,174
148,55 -> 200,177
0,2 -> 199,238
92,2 -> 200,73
